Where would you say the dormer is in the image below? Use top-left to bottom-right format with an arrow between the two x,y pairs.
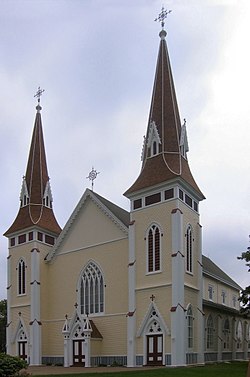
180,119 -> 189,159
147,121 -> 161,157
43,181 -> 53,209
20,177 -> 30,207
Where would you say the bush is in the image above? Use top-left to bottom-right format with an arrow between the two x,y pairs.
0,353 -> 27,376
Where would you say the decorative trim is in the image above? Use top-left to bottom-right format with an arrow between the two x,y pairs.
170,303 -> 186,312
171,251 -> 184,258
171,208 -> 183,214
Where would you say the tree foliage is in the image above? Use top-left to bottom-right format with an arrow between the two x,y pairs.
0,299 -> 7,353
0,353 -> 27,376
238,245 -> 250,313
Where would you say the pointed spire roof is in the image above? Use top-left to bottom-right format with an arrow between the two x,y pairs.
125,20 -> 204,200
4,94 -> 61,237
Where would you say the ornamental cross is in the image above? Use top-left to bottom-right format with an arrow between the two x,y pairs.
86,167 -> 100,191
150,294 -> 155,302
154,6 -> 172,29
34,86 -> 45,104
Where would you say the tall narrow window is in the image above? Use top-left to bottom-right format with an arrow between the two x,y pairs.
187,305 -> 193,348
186,225 -> 193,273
206,315 -> 214,350
18,259 -> 26,295
223,318 -> 230,349
147,224 -> 161,273
236,321 -> 243,349
80,261 -> 104,315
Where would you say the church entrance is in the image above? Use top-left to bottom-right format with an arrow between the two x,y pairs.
146,334 -> 163,365
73,339 -> 85,366
18,341 -> 28,361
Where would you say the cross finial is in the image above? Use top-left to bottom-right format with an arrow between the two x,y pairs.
150,294 -> 155,302
34,86 -> 45,104
86,167 -> 100,191
154,6 -> 172,29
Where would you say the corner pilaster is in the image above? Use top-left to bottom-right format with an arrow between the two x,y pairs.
127,220 -> 136,367
171,208 -> 185,366
30,246 -> 41,365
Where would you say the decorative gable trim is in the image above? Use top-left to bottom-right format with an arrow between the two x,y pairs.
137,301 -> 170,337
180,119 -> 189,159
46,189 -> 128,262
147,121 -> 161,157
11,316 -> 29,344
20,177 -> 30,207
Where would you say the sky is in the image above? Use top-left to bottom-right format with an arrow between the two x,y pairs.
0,0 -> 249,300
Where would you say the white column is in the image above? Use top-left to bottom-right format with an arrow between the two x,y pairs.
232,318 -> 236,360
30,246 -> 41,365
217,315 -> 222,361
243,321 -> 248,360
6,254 -> 12,355
197,223 -> 204,364
127,220 -> 136,367
83,333 -> 91,367
171,208 -> 185,366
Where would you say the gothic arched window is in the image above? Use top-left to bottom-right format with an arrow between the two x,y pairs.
223,318 -> 230,349
187,305 -> 193,348
236,321 -> 243,349
80,261 -> 104,315
17,259 -> 26,295
147,224 -> 161,273
206,315 -> 214,350
186,225 -> 193,273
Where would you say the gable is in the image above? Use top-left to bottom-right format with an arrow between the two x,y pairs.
46,189 -> 128,260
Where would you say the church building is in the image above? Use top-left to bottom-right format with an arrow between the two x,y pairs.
4,11 -> 250,367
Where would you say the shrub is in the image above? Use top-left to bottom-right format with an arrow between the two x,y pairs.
0,353 -> 27,376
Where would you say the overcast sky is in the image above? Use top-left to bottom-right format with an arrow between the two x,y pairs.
0,0 -> 249,300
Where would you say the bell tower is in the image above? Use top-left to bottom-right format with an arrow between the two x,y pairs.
4,89 -> 61,365
125,8 -> 205,366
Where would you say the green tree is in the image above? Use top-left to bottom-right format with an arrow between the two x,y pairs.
238,245 -> 250,314
0,299 -> 7,353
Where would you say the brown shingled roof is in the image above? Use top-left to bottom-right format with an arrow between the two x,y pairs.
125,30 -> 204,200
4,106 -> 61,237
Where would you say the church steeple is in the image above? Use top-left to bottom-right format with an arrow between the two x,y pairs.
4,90 -> 61,237
125,12 -> 204,201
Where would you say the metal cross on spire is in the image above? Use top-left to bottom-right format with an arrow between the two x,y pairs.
154,6 -> 172,29
34,86 -> 45,104
86,167 -> 100,191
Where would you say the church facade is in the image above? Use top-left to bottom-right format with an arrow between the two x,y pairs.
4,20 -> 250,368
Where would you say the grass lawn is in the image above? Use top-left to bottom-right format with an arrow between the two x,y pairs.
32,361 -> 248,377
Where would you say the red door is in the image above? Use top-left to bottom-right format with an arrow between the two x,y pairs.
73,340 -> 85,366
147,334 -> 163,365
18,341 -> 28,361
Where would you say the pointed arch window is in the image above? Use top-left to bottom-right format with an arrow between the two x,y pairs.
17,259 -> 26,295
147,121 -> 161,157
80,261 -> 104,315
187,305 -> 193,348
206,315 -> 214,350
236,321 -> 243,349
186,225 -> 193,274
147,224 -> 161,273
223,318 -> 230,349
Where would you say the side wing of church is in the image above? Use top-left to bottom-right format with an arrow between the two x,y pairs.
4,14 -> 250,368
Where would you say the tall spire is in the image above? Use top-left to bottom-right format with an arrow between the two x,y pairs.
4,90 -> 61,236
125,12 -> 204,200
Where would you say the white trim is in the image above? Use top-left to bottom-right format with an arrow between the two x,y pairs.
46,189 -> 128,262
127,220 -> 136,367
49,236 -> 127,259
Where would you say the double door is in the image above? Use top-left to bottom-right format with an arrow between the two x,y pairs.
73,339 -> 85,366
147,334 -> 163,365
